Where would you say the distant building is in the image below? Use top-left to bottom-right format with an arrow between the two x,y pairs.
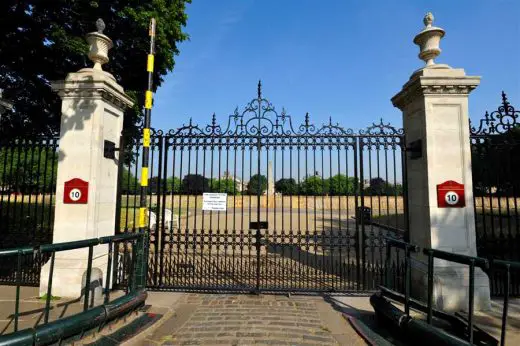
222,171 -> 246,192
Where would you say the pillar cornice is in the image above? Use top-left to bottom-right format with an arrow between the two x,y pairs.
392,69 -> 481,110
391,69 -> 480,110
52,70 -> 134,110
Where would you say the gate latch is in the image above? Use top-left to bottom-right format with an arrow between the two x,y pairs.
250,221 -> 268,230
103,140 -> 119,159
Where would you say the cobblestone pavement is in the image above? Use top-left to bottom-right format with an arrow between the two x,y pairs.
141,293 -> 366,346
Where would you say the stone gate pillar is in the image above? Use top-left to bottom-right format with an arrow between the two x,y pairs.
391,13 -> 490,311
39,20 -> 134,299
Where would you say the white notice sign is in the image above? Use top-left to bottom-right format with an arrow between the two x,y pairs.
202,193 -> 227,211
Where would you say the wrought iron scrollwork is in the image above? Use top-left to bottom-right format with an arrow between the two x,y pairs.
163,83 -> 402,138
359,118 -> 404,136
470,92 -> 519,135
314,117 -> 355,135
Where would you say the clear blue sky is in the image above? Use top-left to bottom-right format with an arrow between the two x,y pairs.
152,0 -> 520,133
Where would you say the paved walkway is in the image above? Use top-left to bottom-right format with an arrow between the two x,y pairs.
0,286 -> 109,334
3,285 -> 518,345
137,293 -> 367,346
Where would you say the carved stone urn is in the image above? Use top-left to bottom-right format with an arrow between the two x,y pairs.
85,19 -> 113,71
413,12 -> 445,67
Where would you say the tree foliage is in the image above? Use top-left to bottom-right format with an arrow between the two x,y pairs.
182,174 -> 209,195
166,176 -> 182,194
0,0 -> 190,142
300,175 -> 329,196
328,174 -> 358,195
120,167 -> 138,194
247,174 -> 267,195
0,146 -> 57,193
212,178 -> 239,195
472,129 -> 520,196
364,177 -> 403,196
275,178 -> 298,195
365,177 -> 387,195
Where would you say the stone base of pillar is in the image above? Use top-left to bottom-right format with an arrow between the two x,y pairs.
39,252 -> 109,306
412,264 -> 491,312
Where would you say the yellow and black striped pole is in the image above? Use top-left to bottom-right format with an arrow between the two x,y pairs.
136,18 -> 156,289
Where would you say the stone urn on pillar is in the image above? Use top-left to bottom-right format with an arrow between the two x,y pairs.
391,13 -> 490,312
40,19 -> 134,302
87,19 -> 113,71
413,12 -> 445,67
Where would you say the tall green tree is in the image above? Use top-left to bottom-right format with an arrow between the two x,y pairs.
212,178 -> 239,195
275,178 -> 298,195
182,174 -> 209,195
365,177 -> 386,195
0,145 -> 58,193
364,177 -> 403,196
300,175 -> 329,196
0,0 -> 190,144
247,174 -> 267,195
327,174 -> 357,195
120,167 -> 138,194
166,176 -> 181,194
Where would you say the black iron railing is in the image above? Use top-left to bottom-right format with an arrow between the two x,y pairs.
423,248 -> 489,345
381,237 -> 518,346
0,232 -> 146,344
488,258 -> 520,346
0,137 -> 59,286
384,237 -> 419,317
470,92 -> 520,297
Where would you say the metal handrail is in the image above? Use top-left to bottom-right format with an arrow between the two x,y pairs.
0,232 -> 140,256
488,258 -> 519,346
0,232 -> 145,341
423,248 -> 489,269
383,237 -> 518,346
422,248 -> 489,345
384,237 -> 419,317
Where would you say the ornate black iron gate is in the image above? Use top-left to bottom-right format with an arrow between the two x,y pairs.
116,84 -> 407,292
470,92 -> 520,296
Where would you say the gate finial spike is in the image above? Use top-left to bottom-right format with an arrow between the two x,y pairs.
501,91 -> 509,106
257,80 -> 262,99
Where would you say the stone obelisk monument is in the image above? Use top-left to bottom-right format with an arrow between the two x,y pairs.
264,160 -> 275,207
267,160 -> 275,195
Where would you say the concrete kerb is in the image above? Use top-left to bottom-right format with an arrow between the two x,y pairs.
121,291 -> 184,345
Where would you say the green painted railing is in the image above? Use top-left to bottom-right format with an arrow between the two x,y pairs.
0,232 -> 147,345
381,237 -> 518,346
